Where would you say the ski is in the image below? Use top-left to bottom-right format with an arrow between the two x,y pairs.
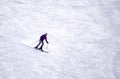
34,47 -> 49,53
21,42 -> 49,53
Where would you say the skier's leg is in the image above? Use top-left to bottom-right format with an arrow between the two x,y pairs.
39,41 -> 44,51
35,41 -> 41,48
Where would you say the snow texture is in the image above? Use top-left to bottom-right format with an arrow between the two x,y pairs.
0,0 -> 120,79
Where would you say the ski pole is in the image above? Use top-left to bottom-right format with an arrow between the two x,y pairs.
31,40 -> 39,45
46,44 -> 48,49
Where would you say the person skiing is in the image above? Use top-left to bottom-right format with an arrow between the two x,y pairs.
35,33 -> 49,51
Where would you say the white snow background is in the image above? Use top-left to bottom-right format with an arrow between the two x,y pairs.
0,0 -> 120,79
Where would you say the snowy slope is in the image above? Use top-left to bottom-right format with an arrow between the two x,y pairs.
0,0 -> 120,79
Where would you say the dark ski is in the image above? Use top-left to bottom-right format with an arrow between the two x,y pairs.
34,47 -> 49,53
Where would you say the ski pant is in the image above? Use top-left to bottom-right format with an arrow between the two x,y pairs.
35,40 -> 44,49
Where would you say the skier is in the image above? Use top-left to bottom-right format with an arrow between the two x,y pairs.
34,33 -> 49,51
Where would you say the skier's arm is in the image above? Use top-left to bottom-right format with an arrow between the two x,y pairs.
45,37 -> 49,44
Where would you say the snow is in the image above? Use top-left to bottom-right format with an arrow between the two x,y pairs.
0,0 -> 120,79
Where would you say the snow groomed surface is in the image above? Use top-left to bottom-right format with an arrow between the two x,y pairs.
0,0 -> 120,79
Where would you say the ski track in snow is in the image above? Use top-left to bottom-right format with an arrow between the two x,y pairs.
0,0 -> 120,79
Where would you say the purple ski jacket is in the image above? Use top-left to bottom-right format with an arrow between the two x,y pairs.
40,34 -> 48,43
